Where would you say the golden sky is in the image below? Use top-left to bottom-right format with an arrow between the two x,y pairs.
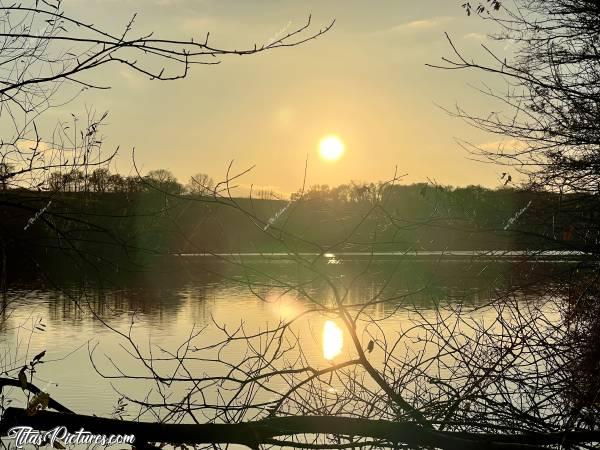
61,0 -> 513,196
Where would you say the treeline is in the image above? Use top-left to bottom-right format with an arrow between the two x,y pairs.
2,176 -> 599,277
41,168 -> 214,196
39,167 -> 281,200
293,181 -> 422,203
288,183 -> 599,252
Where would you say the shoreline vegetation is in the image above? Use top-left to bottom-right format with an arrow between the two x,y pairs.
172,250 -> 591,260
2,178 -> 595,261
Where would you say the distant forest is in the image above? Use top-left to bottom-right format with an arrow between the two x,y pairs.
1,167 -> 597,274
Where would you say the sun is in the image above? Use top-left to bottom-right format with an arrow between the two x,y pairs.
319,135 -> 345,161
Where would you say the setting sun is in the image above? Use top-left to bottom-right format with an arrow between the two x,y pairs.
319,135 -> 345,161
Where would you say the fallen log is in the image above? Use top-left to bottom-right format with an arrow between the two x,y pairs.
2,408 -> 600,450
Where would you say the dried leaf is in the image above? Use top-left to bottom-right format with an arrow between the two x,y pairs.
27,392 -> 50,415
32,350 -> 46,364
18,367 -> 27,390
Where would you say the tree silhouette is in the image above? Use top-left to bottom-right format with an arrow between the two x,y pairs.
187,173 -> 215,196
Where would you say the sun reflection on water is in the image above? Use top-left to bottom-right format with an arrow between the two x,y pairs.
323,320 -> 343,360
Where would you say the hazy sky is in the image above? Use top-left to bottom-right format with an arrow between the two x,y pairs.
60,0 -> 512,195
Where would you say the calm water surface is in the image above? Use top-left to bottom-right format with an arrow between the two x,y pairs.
0,256 -> 563,417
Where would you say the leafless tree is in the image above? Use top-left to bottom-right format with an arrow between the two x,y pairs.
187,173 -> 215,196
433,1 -> 600,197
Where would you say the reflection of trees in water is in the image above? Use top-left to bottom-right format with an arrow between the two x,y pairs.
16,259 -> 576,328
43,282 -> 211,325
227,258 -> 573,310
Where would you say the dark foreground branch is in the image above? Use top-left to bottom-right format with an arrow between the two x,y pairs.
1,408 -> 599,450
0,379 -> 73,414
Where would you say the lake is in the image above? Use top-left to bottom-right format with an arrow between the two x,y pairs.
0,254 -> 566,419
